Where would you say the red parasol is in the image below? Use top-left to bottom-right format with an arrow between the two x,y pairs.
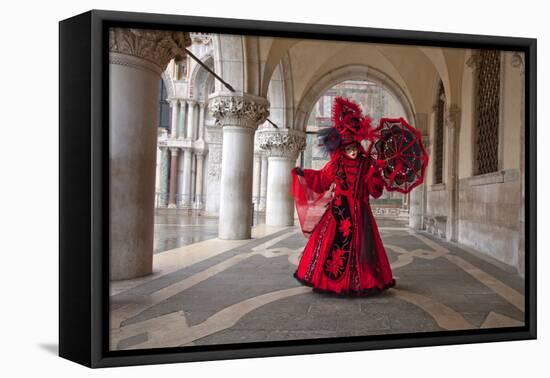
367,117 -> 429,194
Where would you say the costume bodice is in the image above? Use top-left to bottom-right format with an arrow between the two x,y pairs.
333,154 -> 366,197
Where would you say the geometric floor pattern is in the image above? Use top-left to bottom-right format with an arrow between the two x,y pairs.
110,217 -> 525,351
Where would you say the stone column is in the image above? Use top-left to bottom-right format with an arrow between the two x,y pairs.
445,105 -> 461,242
512,52 -> 526,276
158,146 -> 169,207
259,154 -> 268,211
155,145 -> 161,200
186,100 -> 197,140
195,153 -> 205,208
209,92 -> 269,239
178,99 -> 187,138
258,128 -> 306,226
169,98 -> 179,138
109,28 -> 191,280
176,149 -> 185,206
198,102 -> 207,140
409,147 -> 427,229
252,150 -> 262,207
409,113 -> 429,230
168,148 -> 179,207
180,148 -> 193,207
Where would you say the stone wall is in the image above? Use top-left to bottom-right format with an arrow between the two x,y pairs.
426,185 -> 448,217
457,169 -> 521,267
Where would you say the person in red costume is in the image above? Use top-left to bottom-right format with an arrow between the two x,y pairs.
290,97 -> 396,297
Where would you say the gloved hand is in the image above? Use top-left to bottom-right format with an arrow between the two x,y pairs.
374,159 -> 388,172
294,167 -> 304,177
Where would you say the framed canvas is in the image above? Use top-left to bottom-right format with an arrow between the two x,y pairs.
59,9 -> 537,368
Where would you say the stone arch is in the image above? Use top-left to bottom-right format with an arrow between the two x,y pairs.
295,64 -> 417,133
263,52 -> 296,129
432,78 -> 447,185
210,34 -> 246,93
189,54 -> 215,101
418,47 -> 453,105
160,70 -> 174,99
261,38 -> 300,99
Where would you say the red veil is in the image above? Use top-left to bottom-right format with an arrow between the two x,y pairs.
290,152 -> 341,237
290,172 -> 333,237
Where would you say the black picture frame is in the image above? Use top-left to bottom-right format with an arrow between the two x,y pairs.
59,9 -> 537,368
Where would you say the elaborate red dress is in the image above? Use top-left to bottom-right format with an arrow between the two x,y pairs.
291,151 -> 395,297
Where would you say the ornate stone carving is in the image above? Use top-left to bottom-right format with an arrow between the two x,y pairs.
257,128 -> 306,159
207,146 -> 222,179
208,93 -> 269,129
109,28 -> 192,71
205,124 -> 223,144
444,105 -> 461,131
466,52 -> 481,69
190,32 -> 213,45
511,52 -> 525,75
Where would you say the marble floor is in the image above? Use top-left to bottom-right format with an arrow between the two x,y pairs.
110,214 -> 525,351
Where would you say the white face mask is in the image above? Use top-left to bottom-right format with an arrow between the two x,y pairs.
345,145 -> 358,159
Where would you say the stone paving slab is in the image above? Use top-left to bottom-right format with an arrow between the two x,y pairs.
110,219 -> 525,350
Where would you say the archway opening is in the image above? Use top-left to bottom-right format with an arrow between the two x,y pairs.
300,79 -> 410,221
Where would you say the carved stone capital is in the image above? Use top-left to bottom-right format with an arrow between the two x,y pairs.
257,128 -> 306,159
511,52 -> 525,75
466,52 -> 481,69
422,135 -> 431,149
193,139 -> 208,156
444,105 -> 461,131
168,97 -> 180,107
190,32 -> 212,45
208,92 -> 269,130
109,28 -> 192,73
158,127 -> 169,139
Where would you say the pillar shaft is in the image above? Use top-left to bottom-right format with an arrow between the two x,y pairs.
409,113 -> 429,230
169,99 -> 179,138
259,155 -> 268,211
178,99 -> 187,138
108,27 -> 191,280
512,52 -> 526,276
252,152 -> 261,207
178,149 -> 192,206
195,154 -> 205,208
445,106 -> 461,242
198,102 -> 206,140
186,100 -> 196,140
220,127 -> 255,238
159,147 -> 169,207
168,148 -> 179,207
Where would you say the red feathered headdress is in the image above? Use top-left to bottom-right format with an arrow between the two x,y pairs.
318,96 -> 377,157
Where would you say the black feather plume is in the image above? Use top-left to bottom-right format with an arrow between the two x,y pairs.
318,127 -> 341,156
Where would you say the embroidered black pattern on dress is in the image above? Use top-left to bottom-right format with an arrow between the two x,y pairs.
304,213 -> 331,282
335,159 -> 348,190
323,195 -> 352,280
